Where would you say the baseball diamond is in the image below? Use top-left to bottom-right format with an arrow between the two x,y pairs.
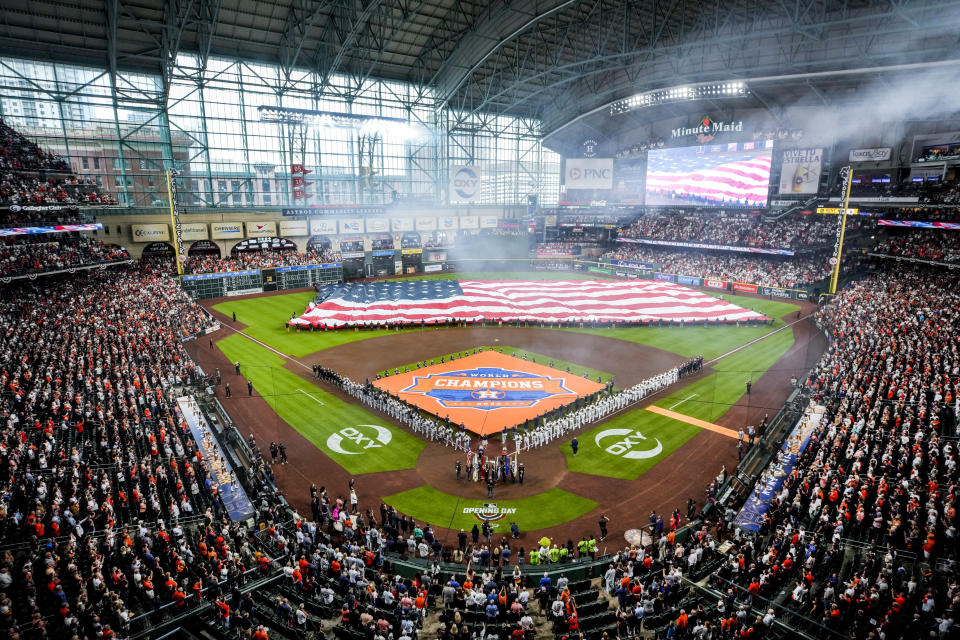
3,6 -> 958,639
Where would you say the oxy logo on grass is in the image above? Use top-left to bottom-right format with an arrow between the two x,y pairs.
326,424 -> 392,455
463,503 -> 517,524
401,367 -> 575,410
594,428 -> 663,460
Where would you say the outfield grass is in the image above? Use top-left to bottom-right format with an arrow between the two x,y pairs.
216,334 -> 425,474
376,345 -> 614,386
214,288 -> 797,363
383,486 -> 597,532
561,294 -> 799,361
213,292 -> 426,358
562,323 -> 796,479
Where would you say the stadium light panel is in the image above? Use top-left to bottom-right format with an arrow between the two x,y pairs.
610,80 -> 749,115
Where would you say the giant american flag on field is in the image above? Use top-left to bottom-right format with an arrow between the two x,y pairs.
290,279 -> 767,327
645,141 -> 774,207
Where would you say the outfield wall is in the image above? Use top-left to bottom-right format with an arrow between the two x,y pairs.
176,256 -> 815,301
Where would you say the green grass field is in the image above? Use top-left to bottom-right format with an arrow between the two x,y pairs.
561,323 -> 796,479
216,334 -> 425,474
212,272 -> 802,500
382,486 -> 598,532
213,288 -> 798,362
376,346 -> 614,386
559,294 -> 799,360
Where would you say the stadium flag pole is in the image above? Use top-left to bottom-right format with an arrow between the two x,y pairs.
828,166 -> 853,294
165,169 -> 183,276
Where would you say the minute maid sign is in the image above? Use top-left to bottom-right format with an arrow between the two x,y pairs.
671,116 -> 743,141
402,367 -> 575,410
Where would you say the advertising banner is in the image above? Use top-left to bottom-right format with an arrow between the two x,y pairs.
310,218 -> 337,235
654,273 -> 676,283
480,216 -> 498,229
732,282 -> 758,294
279,220 -> 309,236
849,147 -> 892,162
705,278 -> 726,289
365,217 -> 390,233
401,248 -> 422,255
211,222 -> 243,240
459,215 -> 479,229
450,165 -> 482,204
415,216 -> 437,231
0,223 -> 102,237
778,148 -> 823,195
246,221 -> 277,238
424,263 -> 443,272
179,222 -> 208,241
439,216 -> 458,230
608,258 -> 656,270
391,217 -> 414,232
676,275 -> 702,286
877,220 -> 960,229
339,219 -> 363,234
617,237 -> 794,256
760,286 -> 795,299
131,224 -> 170,242
564,158 -> 614,189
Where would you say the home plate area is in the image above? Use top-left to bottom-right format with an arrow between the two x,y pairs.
373,351 -> 605,436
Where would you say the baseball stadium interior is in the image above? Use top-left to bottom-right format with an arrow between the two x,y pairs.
1,1 -> 960,640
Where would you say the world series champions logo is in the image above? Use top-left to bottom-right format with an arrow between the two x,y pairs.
401,367 -> 576,410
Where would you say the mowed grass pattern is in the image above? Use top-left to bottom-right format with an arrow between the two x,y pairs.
382,486 -> 598,533
213,288 -> 797,362
216,334 -> 425,474
560,294 -> 800,360
562,323 -> 796,480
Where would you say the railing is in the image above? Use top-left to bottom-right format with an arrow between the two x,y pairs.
686,574 -> 844,640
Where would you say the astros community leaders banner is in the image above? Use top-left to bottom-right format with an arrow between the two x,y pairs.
450,165 -> 482,204
564,158 -> 614,190
778,148 -> 822,195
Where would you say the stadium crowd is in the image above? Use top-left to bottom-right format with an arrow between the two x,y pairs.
0,235 -> 129,277
617,211 -> 856,250
181,248 -> 343,275
873,230 -> 960,263
603,245 -> 832,289
0,263 -> 284,639
0,120 -> 116,213
534,243 -> 582,256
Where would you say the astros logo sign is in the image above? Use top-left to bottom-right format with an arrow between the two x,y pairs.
401,367 -> 575,410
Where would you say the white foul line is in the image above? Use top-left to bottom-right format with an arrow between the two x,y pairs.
223,324 -> 313,371
297,388 -> 325,406
669,394 -> 698,410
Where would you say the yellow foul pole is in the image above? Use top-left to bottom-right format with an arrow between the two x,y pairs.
828,166 -> 853,294
166,169 -> 183,276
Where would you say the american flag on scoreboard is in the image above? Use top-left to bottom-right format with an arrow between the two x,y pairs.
290,280 -> 767,327
646,148 -> 772,207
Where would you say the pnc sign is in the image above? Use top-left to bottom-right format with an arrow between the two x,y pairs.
565,158 -> 614,189
594,428 -> 663,459
326,424 -> 392,455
